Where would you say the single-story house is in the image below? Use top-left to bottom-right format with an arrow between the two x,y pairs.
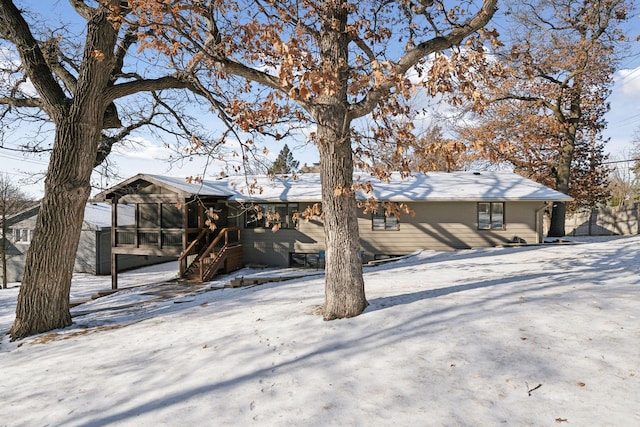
95,171 -> 572,287
0,202 -> 173,282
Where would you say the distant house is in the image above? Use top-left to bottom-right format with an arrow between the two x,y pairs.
95,171 -> 571,287
0,202 -> 172,282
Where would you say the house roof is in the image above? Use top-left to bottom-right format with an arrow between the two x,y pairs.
4,202 -> 134,231
99,171 -> 572,203
226,172 -> 572,202
4,204 -> 41,227
0,237 -> 21,256
94,173 -> 230,200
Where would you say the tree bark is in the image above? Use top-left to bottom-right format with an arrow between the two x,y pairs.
9,3 -> 117,339
548,138 -> 574,237
548,88 -> 581,238
2,213 -> 7,289
315,0 -> 367,319
548,145 -> 572,237
9,115 -> 101,338
318,131 -> 368,320
548,201 -> 567,237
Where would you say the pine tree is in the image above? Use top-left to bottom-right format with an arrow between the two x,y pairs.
268,144 -> 299,175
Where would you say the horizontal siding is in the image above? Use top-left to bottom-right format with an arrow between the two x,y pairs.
359,202 -> 543,258
239,203 -> 325,266
236,201 -> 545,267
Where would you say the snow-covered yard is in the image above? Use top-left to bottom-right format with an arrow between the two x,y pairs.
1,236 -> 638,426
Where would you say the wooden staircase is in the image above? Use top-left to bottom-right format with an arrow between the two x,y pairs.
179,227 -> 243,282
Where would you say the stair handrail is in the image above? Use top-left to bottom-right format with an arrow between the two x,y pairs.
196,227 -> 241,281
178,227 -> 210,277
202,246 -> 228,281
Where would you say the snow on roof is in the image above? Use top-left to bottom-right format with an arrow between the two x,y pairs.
5,203 -> 133,230
93,173 -> 231,201
103,171 -> 571,203
225,171 -> 572,202
143,174 -> 230,197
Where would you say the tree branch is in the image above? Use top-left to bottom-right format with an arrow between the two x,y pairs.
349,0 -> 498,119
68,0 -> 96,21
113,25 -> 139,79
491,93 -> 565,122
0,97 -> 42,108
0,0 -> 67,116
41,37 -> 78,93
103,76 -> 193,103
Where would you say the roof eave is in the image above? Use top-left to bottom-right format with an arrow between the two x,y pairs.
94,173 -> 195,201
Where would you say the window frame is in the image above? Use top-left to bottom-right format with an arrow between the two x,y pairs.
371,213 -> 400,231
477,202 -> 505,230
13,228 -> 32,243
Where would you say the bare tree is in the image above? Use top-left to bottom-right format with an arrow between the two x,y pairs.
608,159 -> 637,207
132,0 -> 499,320
0,0 -> 224,339
457,0 -> 632,236
632,127 -> 640,180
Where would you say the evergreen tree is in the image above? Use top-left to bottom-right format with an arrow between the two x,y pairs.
268,144 -> 299,175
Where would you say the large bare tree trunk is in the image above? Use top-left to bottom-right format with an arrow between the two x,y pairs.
315,0 -> 367,320
2,1 -> 191,338
548,148 -> 573,237
318,131 -> 368,319
8,5 -> 116,339
548,149 -> 571,237
548,92 -> 581,238
10,117 -> 100,338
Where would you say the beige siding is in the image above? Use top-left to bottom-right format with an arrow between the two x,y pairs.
358,202 -> 544,258
2,215 -> 37,282
235,201 -> 546,267
235,203 -> 325,266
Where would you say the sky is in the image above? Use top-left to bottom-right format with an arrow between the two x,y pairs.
0,3 -> 639,199
0,235 -> 638,425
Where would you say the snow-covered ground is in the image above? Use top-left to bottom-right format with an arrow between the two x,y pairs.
0,236 -> 638,426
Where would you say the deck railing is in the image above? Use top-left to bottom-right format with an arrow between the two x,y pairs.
114,227 -> 183,249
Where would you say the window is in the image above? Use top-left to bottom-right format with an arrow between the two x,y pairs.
161,203 -> 182,228
245,203 -> 299,229
372,213 -> 399,231
13,228 -> 32,243
478,202 -> 504,230
138,203 -> 159,228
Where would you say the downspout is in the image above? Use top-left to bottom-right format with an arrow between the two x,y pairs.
535,202 -> 550,244
95,227 -> 101,275
111,198 -> 118,290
